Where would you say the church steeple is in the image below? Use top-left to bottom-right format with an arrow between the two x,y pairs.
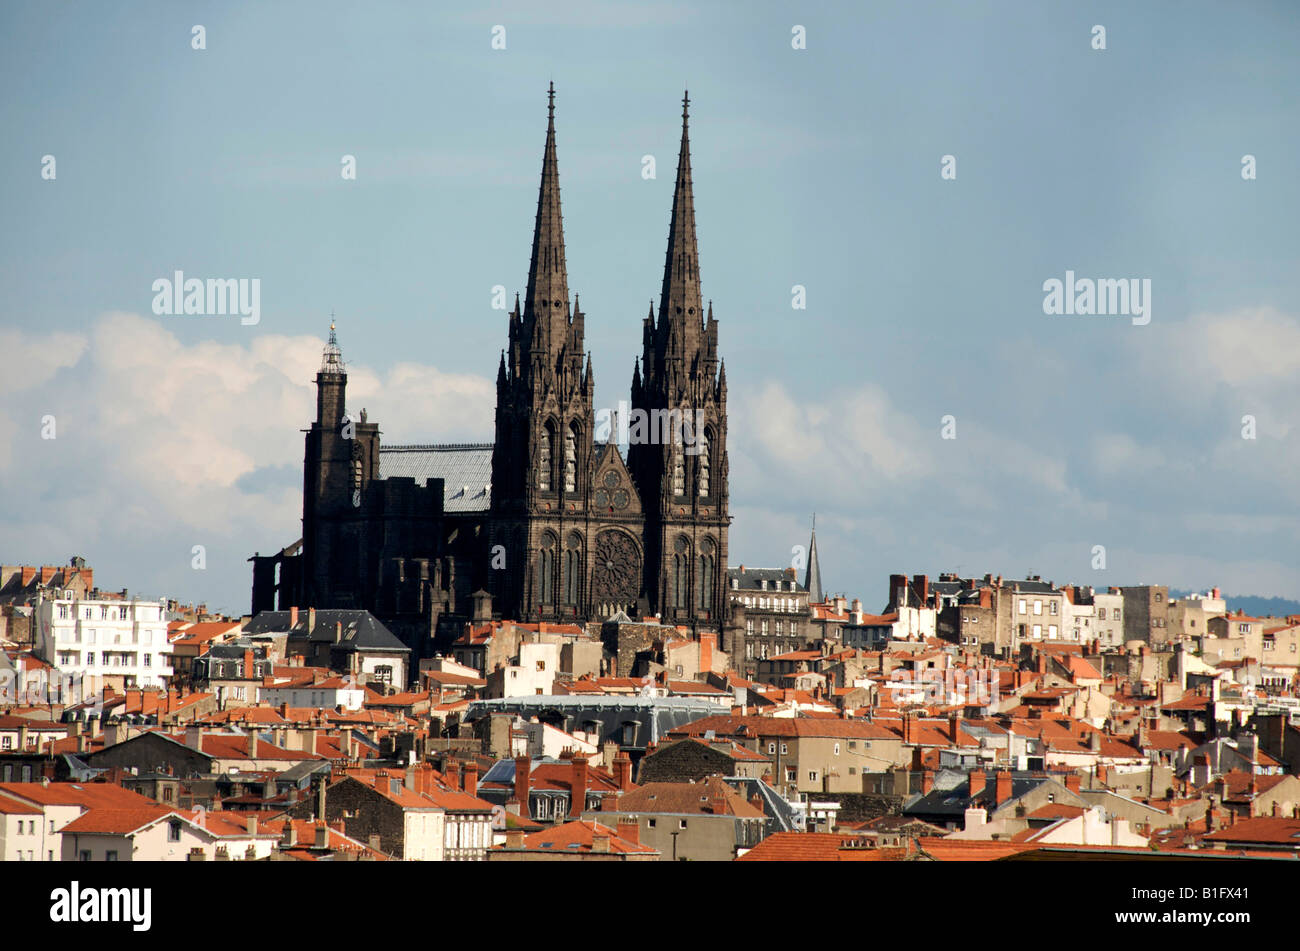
805,516 -> 824,604
523,81 -> 571,352
657,91 -> 703,349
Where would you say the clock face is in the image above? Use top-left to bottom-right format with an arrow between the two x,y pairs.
613,489 -> 629,510
594,489 -> 610,508
603,470 -> 620,489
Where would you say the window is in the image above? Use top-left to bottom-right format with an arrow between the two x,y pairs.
698,429 -> 710,496
780,744 -> 788,755
535,660 -> 546,672
1018,600 -> 1027,615
746,619 -> 754,635
790,622 -> 798,638
1050,601 -> 1058,616
786,768 -> 796,782
537,536 -> 555,605
1048,625 -> 1057,638
697,545 -> 715,613
1034,601 -> 1042,615
563,423 -> 578,493
80,851 -> 92,862
563,533 -> 582,606
768,742 -> 776,754
648,818 -> 656,828
775,620 -> 783,636
761,620 -> 769,636
808,771 -> 818,782
833,743 -> 840,755
49,820 -> 55,833
848,741 -> 857,750
1114,608 -> 1121,621
105,851 -> 118,862
1032,625 -> 1042,639
168,821 -> 182,842
678,819 -> 687,829
671,447 -> 685,496
1155,593 -> 1163,602
537,427 -> 553,491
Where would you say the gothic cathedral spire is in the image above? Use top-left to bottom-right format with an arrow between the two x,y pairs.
523,81 -> 572,357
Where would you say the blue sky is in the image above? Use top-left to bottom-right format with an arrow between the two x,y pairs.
2,1 -> 1299,614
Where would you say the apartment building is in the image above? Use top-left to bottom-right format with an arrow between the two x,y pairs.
33,593 -> 172,693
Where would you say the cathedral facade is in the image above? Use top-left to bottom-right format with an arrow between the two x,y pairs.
251,86 -> 731,655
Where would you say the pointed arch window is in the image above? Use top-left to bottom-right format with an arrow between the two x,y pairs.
671,537 -> 689,610
538,424 -> 554,491
697,429 -> 711,496
671,447 -> 685,496
563,533 -> 582,606
698,538 -> 715,613
564,423 -> 578,493
538,534 -> 556,606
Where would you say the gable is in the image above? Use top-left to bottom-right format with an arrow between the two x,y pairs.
590,443 -> 642,516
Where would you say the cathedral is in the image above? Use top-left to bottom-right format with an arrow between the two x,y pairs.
250,85 -> 731,656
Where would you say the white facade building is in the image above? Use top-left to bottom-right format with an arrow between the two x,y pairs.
33,594 -> 172,694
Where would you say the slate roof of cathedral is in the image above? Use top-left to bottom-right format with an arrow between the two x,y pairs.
377,443 -> 494,512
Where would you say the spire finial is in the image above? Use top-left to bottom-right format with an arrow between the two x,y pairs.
321,314 -> 344,372
682,89 -> 689,124
548,81 -> 555,125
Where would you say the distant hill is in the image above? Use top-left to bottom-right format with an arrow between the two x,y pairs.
1171,590 -> 1300,619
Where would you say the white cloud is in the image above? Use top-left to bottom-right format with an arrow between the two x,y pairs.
0,311 -> 494,611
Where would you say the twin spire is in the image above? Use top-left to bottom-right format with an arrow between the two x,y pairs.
523,81 -> 570,349
658,90 -> 704,331
521,83 -> 703,346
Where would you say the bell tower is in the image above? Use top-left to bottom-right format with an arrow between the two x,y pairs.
490,84 -> 597,620
629,92 -> 730,629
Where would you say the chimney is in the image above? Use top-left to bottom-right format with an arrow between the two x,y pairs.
315,778 -> 326,821
307,607 -> 316,633
969,769 -> 986,798
246,816 -> 258,836
591,830 -> 611,853
1065,773 -> 1081,794
613,752 -> 633,791
514,756 -> 531,809
505,828 -> 525,849
948,712 -> 961,745
290,606 -> 298,629
570,756 -> 589,818
405,764 -> 416,792
315,822 -> 328,850
446,760 -> 461,791
995,770 -> 1013,805
282,823 -> 298,848
463,761 -> 479,797
247,730 -> 258,759
617,818 -> 640,846
243,649 -> 255,679
921,770 -> 934,795
185,726 -> 204,751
